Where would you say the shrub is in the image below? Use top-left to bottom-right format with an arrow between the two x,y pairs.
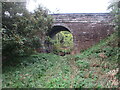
2,2 -> 53,60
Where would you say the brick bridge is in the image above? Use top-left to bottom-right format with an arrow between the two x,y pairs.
48,13 -> 114,53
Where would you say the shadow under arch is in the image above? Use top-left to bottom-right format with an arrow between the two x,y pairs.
48,25 -> 72,38
47,25 -> 74,55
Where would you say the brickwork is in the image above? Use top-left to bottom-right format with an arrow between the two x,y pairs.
49,13 -> 114,53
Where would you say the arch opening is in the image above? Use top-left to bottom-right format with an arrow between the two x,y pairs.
48,25 -> 74,56
48,25 -> 71,38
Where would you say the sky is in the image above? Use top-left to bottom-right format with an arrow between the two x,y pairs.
26,0 -> 111,13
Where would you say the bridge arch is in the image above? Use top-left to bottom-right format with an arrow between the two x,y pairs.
47,24 -> 75,55
47,13 -> 114,54
48,24 -> 73,38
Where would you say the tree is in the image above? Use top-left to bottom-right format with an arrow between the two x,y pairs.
2,2 -> 53,60
108,0 -> 120,46
2,2 -> 27,29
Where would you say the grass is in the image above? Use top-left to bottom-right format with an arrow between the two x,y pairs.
2,32 -> 119,88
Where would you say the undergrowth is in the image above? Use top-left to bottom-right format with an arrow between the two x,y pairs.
2,32 -> 119,88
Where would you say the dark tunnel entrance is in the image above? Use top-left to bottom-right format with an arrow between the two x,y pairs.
48,25 -> 71,38
48,25 -> 74,56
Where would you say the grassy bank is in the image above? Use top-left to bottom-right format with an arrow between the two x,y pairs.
2,32 -> 119,88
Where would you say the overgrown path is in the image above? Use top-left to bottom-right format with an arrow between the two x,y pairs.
2,33 -> 119,88
2,53 -> 119,88
67,56 -> 79,88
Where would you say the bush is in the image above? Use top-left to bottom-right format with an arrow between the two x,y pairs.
2,2 -> 53,60
52,31 -> 73,55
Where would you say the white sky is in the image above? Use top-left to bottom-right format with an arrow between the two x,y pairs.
26,0 -> 111,13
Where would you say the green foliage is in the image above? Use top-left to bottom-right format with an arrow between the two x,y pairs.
73,32 -> 119,88
75,32 -> 119,61
2,32 -> 119,88
52,31 -> 73,55
2,2 -> 119,87
45,74 -> 71,88
53,31 -> 73,47
76,60 -> 90,70
3,49 -> 118,88
108,1 -> 120,45
2,2 -> 27,30
2,2 -> 53,59
2,53 -> 60,88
